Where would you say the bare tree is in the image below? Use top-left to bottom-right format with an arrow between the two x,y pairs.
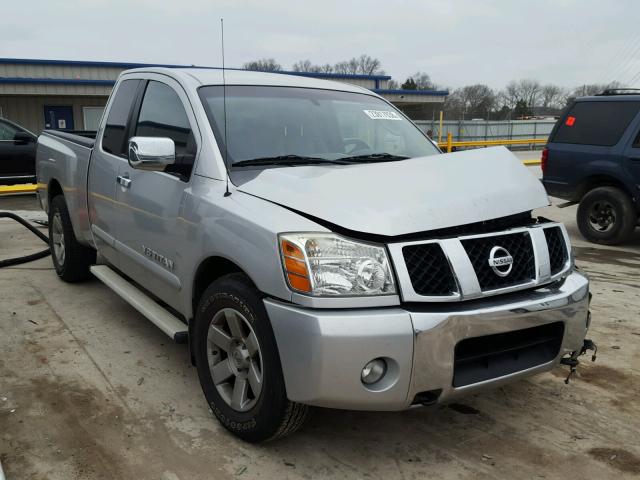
540,84 -> 565,108
571,81 -> 622,97
387,79 -> 399,89
292,59 -> 313,72
410,71 -> 436,90
446,84 -> 496,119
518,79 -> 542,107
243,58 -> 282,72
355,54 -> 383,75
501,81 -> 521,110
333,60 -> 353,74
291,60 -> 325,73
334,55 -> 384,75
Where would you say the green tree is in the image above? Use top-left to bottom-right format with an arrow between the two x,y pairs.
401,78 -> 417,90
513,100 -> 532,118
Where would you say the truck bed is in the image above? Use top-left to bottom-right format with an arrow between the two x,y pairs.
36,130 -> 97,247
43,130 -> 96,148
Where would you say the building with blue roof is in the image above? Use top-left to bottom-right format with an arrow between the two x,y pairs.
0,58 -> 447,133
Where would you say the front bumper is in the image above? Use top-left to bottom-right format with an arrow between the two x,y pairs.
265,271 -> 590,410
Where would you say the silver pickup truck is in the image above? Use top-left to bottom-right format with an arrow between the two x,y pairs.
36,67 -> 592,442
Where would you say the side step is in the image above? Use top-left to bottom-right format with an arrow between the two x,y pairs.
90,265 -> 188,343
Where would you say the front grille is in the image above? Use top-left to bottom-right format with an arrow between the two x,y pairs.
544,227 -> 568,275
403,243 -> 457,296
453,321 -> 565,387
461,232 -> 535,291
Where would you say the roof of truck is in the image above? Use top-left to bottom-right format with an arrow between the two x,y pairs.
121,67 -> 372,95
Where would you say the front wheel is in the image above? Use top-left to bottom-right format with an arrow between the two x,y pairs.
194,273 -> 309,442
577,186 -> 637,245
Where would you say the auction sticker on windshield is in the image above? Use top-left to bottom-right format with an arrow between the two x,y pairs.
363,110 -> 403,120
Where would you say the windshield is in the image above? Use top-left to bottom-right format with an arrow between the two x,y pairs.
198,85 -> 440,166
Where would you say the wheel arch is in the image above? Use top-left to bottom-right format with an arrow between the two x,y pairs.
46,178 -> 64,211
189,255 -> 260,366
576,174 -> 636,205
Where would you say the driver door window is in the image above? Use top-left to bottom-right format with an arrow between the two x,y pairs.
134,81 -> 196,180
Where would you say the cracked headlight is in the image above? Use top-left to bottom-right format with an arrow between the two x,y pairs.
279,233 -> 396,297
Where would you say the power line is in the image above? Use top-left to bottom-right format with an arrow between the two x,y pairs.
598,32 -> 640,84
625,69 -> 640,87
607,34 -> 640,84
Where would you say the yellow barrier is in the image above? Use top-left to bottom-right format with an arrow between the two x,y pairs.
438,132 -> 547,153
0,184 -> 38,195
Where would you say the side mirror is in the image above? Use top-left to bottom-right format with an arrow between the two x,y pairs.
14,131 -> 33,145
128,137 -> 175,171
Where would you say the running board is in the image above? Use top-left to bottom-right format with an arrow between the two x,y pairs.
90,265 -> 188,343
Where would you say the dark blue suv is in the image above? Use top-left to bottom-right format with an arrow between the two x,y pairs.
542,90 -> 640,244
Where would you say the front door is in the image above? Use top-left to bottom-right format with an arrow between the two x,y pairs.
43,106 -> 75,130
114,78 -> 199,311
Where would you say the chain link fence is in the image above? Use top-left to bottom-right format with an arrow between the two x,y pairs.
414,119 -> 556,149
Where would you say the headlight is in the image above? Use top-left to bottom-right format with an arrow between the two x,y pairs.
279,233 -> 396,297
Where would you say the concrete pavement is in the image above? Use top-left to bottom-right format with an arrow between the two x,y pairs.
1,189 -> 639,479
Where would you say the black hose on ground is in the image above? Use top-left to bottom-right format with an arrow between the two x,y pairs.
0,211 -> 51,268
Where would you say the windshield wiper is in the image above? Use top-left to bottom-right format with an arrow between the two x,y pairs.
233,155 -> 344,167
339,153 -> 410,163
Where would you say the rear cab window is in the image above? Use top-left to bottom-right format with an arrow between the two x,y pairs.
101,79 -> 142,157
552,100 -> 640,146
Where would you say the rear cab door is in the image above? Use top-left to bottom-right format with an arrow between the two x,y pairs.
88,78 -> 145,267
544,99 -> 640,199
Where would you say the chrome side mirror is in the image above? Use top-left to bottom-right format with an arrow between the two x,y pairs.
128,137 -> 175,171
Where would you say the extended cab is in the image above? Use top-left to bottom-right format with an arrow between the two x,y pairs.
37,68 -> 592,442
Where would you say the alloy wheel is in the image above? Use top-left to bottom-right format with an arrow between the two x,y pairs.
207,308 -> 263,412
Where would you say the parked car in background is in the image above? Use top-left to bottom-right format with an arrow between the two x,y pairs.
542,89 -> 640,244
0,118 -> 37,185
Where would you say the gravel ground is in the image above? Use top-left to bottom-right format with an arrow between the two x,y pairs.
1,186 -> 639,480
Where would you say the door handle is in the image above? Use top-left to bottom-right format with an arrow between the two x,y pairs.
116,175 -> 132,188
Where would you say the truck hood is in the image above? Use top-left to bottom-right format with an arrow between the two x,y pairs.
233,146 -> 549,237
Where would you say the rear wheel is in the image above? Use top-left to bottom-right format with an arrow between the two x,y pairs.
49,195 -> 96,282
194,273 -> 309,442
577,186 -> 637,245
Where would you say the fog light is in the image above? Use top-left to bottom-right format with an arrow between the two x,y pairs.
361,358 -> 387,385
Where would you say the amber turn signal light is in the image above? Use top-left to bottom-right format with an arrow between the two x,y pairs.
280,239 -> 312,293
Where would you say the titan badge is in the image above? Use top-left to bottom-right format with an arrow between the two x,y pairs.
142,245 -> 175,271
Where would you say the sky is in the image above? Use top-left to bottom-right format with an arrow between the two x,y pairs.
2,0 -> 640,91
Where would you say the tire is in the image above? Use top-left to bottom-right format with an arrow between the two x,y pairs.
577,186 -> 637,245
194,273 -> 309,442
48,195 -> 96,282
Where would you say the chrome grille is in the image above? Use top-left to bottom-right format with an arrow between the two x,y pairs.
460,232 -> 535,291
388,222 -> 571,303
544,226 -> 569,276
402,243 -> 457,296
